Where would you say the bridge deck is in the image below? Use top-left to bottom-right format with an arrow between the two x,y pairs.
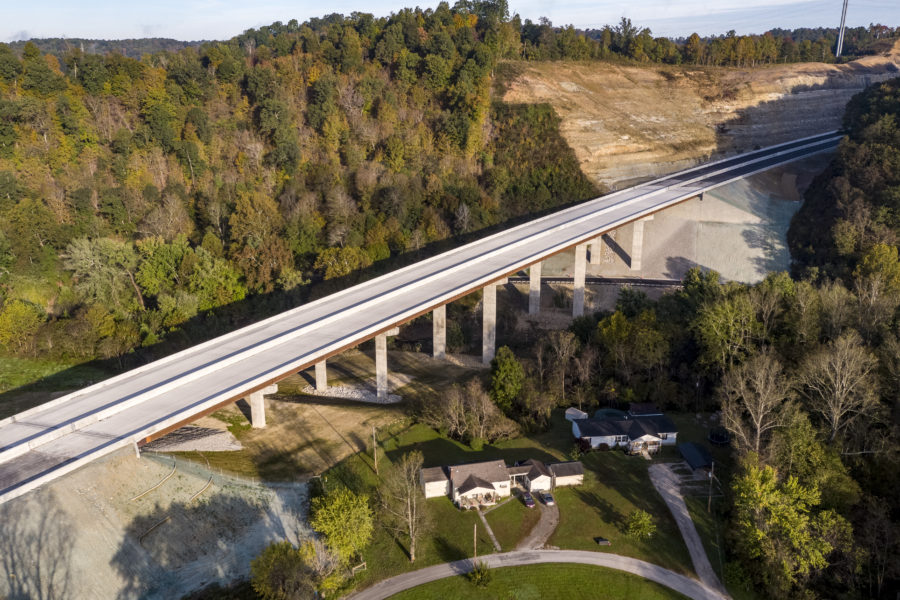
0,131 -> 841,503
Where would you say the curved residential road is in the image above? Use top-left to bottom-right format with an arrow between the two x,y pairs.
343,550 -> 728,600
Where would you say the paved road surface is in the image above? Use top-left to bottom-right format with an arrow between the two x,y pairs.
649,463 -> 727,595
344,549 -> 729,600
0,132 -> 840,505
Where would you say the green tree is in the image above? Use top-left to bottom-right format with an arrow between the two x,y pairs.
0,299 -> 44,353
694,290 -> 760,371
625,509 -> 656,539
310,487 -> 374,565
312,246 -> 373,280
63,238 -> 146,312
731,457 -> 848,595
250,541 -> 315,600
490,345 -> 524,413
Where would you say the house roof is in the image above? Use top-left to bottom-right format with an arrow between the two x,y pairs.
549,461 -> 584,478
522,458 -> 551,480
507,465 -> 531,476
565,407 -> 588,420
574,415 -> 677,441
449,460 -> 508,491
629,402 -> 662,416
420,466 -> 448,484
457,474 -> 497,495
679,442 -> 713,471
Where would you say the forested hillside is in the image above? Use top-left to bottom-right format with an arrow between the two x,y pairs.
0,2 -> 597,366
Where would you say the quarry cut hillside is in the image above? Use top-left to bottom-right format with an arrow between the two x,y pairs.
502,41 -> 900,189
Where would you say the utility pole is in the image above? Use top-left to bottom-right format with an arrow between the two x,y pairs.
836,0 -> 849,58
372,425 -> 378,476
473,522 -> 477,559
708,461 -> 715,513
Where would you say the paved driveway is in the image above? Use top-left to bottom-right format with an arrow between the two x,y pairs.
343,549 -> 729,600
515,497 -> 559,550
649,463 -> 727,595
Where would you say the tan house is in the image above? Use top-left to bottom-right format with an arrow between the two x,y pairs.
448,460 -> 511,508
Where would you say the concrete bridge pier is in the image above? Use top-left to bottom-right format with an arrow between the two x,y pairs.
249,384 -> 279,428
630,215 -> 653,271
315,360 -> 327,392
376,327 -> 400,399
483,279 -> 506,365
528,262 -> 542,315
433,305 -> 446,359
573,243 -> 587,317
589,235 -> 603,265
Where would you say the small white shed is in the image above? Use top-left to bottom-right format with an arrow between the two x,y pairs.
565,407 -> 589,422
550,461 -> 584,488
420,466 -> 450,498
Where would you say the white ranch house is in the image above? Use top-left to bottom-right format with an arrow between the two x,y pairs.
420,458 -> 584,508
572,414 -> 677,455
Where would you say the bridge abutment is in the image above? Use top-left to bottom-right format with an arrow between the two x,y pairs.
630,215 -> 653,271
589,235 -> 603,265
376,328 -> 400,399
433,305 -> 446,359
573,243 -> 587,317
528,262 -> 542,315
249,384 -> 278,428
315,360 -> 327,392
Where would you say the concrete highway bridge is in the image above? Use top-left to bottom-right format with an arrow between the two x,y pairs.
0,131 -> 841,505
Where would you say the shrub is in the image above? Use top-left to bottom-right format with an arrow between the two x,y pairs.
625,509 -> 656,540
597,443 -> 610,452
467,561 -> 492,587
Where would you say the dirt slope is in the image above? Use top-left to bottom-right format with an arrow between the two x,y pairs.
502,41 -> 900,189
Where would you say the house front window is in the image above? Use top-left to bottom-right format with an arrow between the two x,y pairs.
615,435 -> 628,443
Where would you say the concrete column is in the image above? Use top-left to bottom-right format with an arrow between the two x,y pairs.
315,360 -> 327,392
630,216 -> 653,271
482,283 -> 497,365
589,235 -> 603,265
573,243 -> 587,317
249,384 -> 278,429
528,262 -> 542,315
376,328 -> 399,399
433,305 -> 446,359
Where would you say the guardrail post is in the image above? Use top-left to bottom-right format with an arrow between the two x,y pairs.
589,235 -> 603,265
376,328 -> 400,399
433,305 -> 446,359
315,360 -> 327,392
529,262 -> 542,315
573,243 -> 587,317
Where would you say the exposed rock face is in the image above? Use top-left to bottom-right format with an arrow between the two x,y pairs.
502,42 -> 900,189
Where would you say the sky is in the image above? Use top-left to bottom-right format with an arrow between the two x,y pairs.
4,0 -> 899,43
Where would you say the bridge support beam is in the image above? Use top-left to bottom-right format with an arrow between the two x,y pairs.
376,328 -> 400,399
315,360 -> 327,392
433,305 -> 446,359
529,262 -> 542,315
482,280 -> 505,365
249,384 -> 278,429
573,243 -> 587,317
589,235 -> 603,265
630,215 -> 653,271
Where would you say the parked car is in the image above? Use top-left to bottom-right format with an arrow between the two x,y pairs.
522,492 -> 535,508
542,492 -> 555,506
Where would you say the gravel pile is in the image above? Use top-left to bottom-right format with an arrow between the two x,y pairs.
143,426 -> 243,452
301,384 -> 401,404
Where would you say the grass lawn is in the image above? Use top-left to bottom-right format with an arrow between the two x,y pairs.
484,495 -> 541,551
0,356 -> 110,418
548,451 -> 693,575
387,563 -> 689,599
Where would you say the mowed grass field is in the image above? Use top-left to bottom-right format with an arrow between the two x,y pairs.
387,563 -> 689,599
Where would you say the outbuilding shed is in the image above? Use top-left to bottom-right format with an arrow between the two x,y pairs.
549,461 -> 584,487
420,466 -> 450,498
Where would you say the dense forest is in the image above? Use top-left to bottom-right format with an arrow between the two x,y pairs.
0,1 -> 601,365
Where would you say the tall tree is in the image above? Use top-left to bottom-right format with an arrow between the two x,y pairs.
796,331 -> 879,441
378,451 -> 428,562
310,487 -> 374,565
720,350 -> 793,457
490,345 -> 525,413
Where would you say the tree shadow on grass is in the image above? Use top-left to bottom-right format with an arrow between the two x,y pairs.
0,488 -> 75,600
